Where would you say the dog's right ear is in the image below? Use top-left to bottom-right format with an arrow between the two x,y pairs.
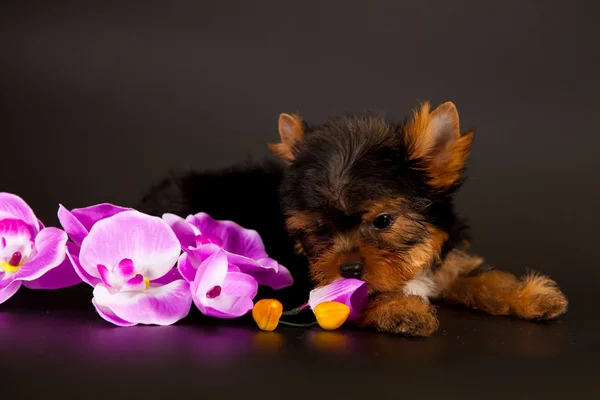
268,113 -> 305,164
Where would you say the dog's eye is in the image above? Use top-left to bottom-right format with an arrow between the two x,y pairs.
372,214 -> 394,230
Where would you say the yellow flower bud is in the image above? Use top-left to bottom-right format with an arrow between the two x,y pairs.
313,301 -> 350,330
252,299 -> 283,331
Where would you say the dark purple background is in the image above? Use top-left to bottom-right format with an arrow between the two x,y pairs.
1,1 -> 599,398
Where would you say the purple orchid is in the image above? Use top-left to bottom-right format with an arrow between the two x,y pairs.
57,203 -> 130,286
185,249 -> 258,318
164,212 -> 293,290
0,193 -> 80,304
58,203 -> 130,247
75,210 -> 192,326
308,278 -> 369,322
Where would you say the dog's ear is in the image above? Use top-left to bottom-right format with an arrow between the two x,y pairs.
405,101 -> 474,190
268,113 -> 305,164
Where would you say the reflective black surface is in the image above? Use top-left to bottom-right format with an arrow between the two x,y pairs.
1,283 -> 597,399
1,1 -> 599,398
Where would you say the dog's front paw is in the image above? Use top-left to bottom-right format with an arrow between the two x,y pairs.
360,294 -> 439,337
514,274 -> 568,320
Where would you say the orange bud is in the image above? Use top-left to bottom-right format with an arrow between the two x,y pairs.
313,301 -> 350,330
252,299 -> 283,331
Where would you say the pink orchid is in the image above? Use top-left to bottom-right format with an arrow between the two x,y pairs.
0,193 -> 80,304
75,210 -> 192,326
164,212 -> 293,290
187,249 -> 258,319
57,203 -> 130,286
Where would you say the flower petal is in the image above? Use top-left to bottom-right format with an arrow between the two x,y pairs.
13,228 -> 67,282
0,218 -> 35,249
177,252 -> 196,282
187,213 -> 268,260
115,258 -> 135,280
57,205 -> 89,247
70,203 -> 130,231
66,242 -> 101,286
191,282 -> 254,319
150,267 -> 183,285
0,280 -> 22,304
177,243 -> 221,282
227,254 -> 294,290
79,210 -> 181,281
92,298 -> 136,327
22,256 -> 83,290
0,193 -> 39,232
222,271 -> 258,300
308,278 -> 368,321
97,264 -> 112,287
193,249 -> 229,294
162,213 -> 196,250
93,280 -> 192,326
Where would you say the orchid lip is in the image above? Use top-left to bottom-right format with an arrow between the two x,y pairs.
98,261 -> 153,293
206,285 -> 222,299
8,251 -> 22,266
1,251 -> 27,273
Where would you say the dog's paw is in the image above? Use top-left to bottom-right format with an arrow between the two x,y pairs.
361,294 -> 439,337
384,308 -> 440,337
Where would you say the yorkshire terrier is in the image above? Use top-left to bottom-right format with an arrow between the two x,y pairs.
138,101 -> 568,336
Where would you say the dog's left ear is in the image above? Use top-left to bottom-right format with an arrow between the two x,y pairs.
405,101 -> 474,190
268,113 -> 305,164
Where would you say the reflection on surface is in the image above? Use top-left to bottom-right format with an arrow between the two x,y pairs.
0,287 -> 586,376
252,331 -> 284,352
306,331 -> 354,352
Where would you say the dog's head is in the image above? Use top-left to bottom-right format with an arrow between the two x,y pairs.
270,102 -> 473,293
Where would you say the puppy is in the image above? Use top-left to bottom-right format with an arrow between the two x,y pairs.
138,101 -> 567,336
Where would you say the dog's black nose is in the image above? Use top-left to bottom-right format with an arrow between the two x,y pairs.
339,262 -> 363,279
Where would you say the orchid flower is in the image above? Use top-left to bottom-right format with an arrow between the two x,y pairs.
252,278 -> 369,331
57,203 -> 130,286
0,193 -> 80,303
187,249 -> 258,318
76,210 -> 192,326
164,212 -> 293,290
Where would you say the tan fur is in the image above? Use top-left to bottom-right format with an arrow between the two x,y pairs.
404,102 -> 474,190
440,261 -> 568,320
513,273 -> 568,319
293,240 -> 305,256
285,210 -> 319,232
360,197 -> 405,220
433,249 -> 484,293
359,292 -> 439,337
268,113 -> 304,164
309,221 -> 447,293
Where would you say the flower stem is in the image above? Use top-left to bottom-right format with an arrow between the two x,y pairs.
278,320 -> 319,328
281,302 -> 310,316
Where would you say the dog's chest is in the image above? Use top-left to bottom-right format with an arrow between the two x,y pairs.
403,271 -> 439,303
